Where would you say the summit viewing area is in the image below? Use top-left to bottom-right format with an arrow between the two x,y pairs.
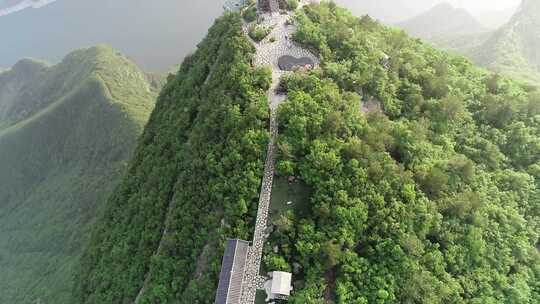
216,1 -> 319,303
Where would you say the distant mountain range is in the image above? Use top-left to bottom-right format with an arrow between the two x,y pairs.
335,0 -> 439,23
0,45 -> 159,304
335,0 -> 518,27
0,0 -> 223,70
476,7 -> 518,29
397,0 -> 540,84
397,2 -> 488,40
473,0 -> 540,83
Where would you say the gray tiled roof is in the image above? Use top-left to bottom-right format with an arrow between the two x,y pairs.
215,239 -> 250,304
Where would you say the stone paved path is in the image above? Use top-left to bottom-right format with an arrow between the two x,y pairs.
240,2 -> 319,303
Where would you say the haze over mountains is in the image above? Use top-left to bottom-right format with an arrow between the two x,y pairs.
395,0 -> 540,84
397,2 -> 487,40
0,0 -> 222,70
476,7 -> 517,29
473,0 -> 540,83
335,0 -> 519,25
0,0 -> 520,71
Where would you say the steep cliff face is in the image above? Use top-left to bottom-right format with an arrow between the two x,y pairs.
474,0 -> 540,83
0,45 -> 157,304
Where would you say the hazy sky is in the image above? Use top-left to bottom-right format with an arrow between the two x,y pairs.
0,0 -> 524,70
335,0 -> 521,23
446,0 -> 520,12
0,0 -> 223,70
0,0 -> 522,18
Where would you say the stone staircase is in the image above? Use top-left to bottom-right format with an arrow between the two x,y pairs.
268,0 -> 279,13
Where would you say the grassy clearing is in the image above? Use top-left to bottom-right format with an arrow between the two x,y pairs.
249,25 -> 272,42
269,177 -> 310,222
255,290 -> 267,304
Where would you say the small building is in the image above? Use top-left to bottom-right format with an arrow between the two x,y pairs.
264,271 -> 293,301
215,239 -> 250,304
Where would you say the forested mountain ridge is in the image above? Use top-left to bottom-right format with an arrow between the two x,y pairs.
78,3 -> 539,304
0,45 -> 157,304
0,46 -> 159,131
76,13 -> 271,303
473,0 -> 540,83
0,58 -> 49,130
397,2 -> 486,40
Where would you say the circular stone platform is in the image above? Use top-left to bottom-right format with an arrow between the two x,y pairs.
278,55 -> 314,71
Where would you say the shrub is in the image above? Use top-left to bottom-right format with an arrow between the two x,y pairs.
287,0 -> 299,10
249,25 -> 272,42
243,6 -> 257,23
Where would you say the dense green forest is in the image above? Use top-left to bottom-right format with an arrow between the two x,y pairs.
265,3 -> 539,303
76,13 -> 272,303
0,46 -> 158,304
77,2 -> 539,304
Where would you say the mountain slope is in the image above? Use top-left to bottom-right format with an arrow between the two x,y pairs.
334,0 -> 440,23
274,4 -> 539,302
397,2 -> 486,40
76,13 -> 271,304
476,7 -> 518,29
0,58 -> 48,130
0,45 -> 157,304
473,0 -> 540,83
78,3 -> 539,304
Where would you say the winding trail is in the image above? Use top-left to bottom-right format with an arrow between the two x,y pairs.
240,2 -> 319,303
